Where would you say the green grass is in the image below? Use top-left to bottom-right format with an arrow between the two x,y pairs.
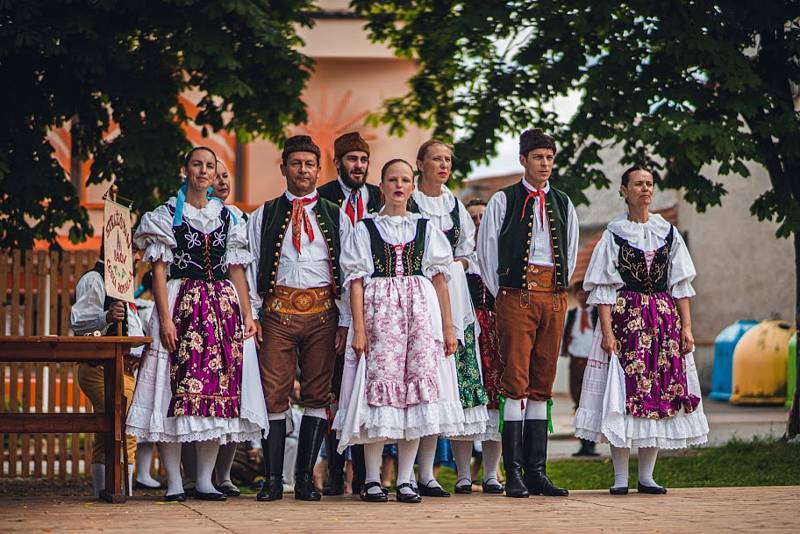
436,438 -> 800,491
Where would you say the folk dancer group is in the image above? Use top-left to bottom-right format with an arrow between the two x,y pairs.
74,128 -> 708,503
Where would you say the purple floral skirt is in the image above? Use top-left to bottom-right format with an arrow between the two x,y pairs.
612,290 -> 700,419
168,279 -> 244,418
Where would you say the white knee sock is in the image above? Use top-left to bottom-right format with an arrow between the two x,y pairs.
610,445 -> 630,488
417,435 -> 441,488
524,400 -> 547,420
364,441 -> 384,495
637,447 -> 660,487
127,464 -> 135,496
481,440 -> 502,483
397,439 -> 420,495
135,443 -> 159,486
195,440 -> 222,495
159,442 -> 184,496
214,442 -> 238,486
90,463 -> 105,498
503,398 -> 526,421
451,440 -> 473,485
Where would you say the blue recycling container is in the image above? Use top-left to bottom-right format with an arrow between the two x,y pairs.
710,320 -> 758,402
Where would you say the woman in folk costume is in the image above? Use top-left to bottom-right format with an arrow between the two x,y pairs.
575,166 -> 708,495
464,199 -> 504,494
127,146 -> 269,502
335,159 -> 459,503
410,140 -> 489,497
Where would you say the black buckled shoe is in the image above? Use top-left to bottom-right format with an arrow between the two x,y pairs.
163,492 -> 186,502
294,415 -> 327,501
360,481 -> 388,502
637,482 -> 667,495
609,486 -> 629,495
256,476 -> 283,502
454,478 -> 473,494
502,420 -> 529,498
194,491 -> 227,501
482,479 -> 504,494
418,480 -> 450,497
523,420 -> 568,497
396,483 -> 422,504
256,417 -> 286,502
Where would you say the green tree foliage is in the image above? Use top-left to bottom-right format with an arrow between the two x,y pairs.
354,0 -> 800,434
0,0 -> 315,248
354,1 -> 799,218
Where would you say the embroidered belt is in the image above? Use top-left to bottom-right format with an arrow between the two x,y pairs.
526,264 -> 557,293
265,285 -> 334,315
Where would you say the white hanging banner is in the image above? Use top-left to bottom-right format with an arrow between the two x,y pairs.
103,198 -> 135,303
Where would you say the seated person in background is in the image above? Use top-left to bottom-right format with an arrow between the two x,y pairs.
71,252 -> 145,497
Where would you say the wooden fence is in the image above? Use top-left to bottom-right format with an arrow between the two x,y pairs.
1,249 -> 102,478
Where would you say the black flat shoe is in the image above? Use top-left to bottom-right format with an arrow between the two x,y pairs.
454,479 -> 473,494
163,492 -> 186,502
194,491 -> 227,501
637,482 -> 667,495
396,483 -> 422,504
217,481 -> 240,497
360,481 -> 388,503
135,480 -> 162,490
418,481 -> 450,497
482,480 -> 504,494
609,486 -> 629,495
256,477 -> 283,502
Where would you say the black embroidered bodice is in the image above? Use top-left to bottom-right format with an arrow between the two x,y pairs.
362,218 -> 427,278
612,226 -> 674,294
409,195 -> 461,252
167,204 -> 231,281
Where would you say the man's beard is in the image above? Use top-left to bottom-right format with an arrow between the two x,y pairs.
341,169 -> 368,189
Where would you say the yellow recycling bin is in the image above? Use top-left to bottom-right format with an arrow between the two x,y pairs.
731,320 -> 796,405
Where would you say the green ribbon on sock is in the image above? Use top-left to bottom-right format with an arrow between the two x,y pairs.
547,398 -> 554,434
498,395 -> 506,433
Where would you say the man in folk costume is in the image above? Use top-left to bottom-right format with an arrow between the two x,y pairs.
316,131 -> 381,495
247,135 -> 352,501
477,129 -> 579,498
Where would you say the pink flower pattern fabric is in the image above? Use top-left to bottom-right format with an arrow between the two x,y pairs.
363,275 -> 441,408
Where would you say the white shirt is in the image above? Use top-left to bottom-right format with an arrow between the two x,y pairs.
567,306 -> 595,359
134,197 -> 252,268
341,212 -> 453,290
70,264 -> 145,356
246,190 -> 353,325
583,214 -> 696,305
336,177 -> 372,212
477,178 -> 580,297
411,186 -> 478,273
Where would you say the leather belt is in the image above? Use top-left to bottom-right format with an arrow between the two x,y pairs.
526,264 -> 556,292
265,285 -> 334,315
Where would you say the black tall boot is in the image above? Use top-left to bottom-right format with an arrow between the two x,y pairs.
256,417 -> 286,502
323,430 -> 345,496
523,420 -> 568,496
294,415 -> 327,501
350,444 -> 366,495
501,420 -> 529,498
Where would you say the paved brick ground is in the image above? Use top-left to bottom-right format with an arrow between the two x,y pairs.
1,486 -> 797,533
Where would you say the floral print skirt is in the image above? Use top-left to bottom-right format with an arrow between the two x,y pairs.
168,279 -> 244,418
454,323 -> 489,410
612,290 -> 700,419
475,308 -> 501,409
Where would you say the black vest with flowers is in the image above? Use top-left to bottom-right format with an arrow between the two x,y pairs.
167,204 -> 231,281
362,218 -> 427,278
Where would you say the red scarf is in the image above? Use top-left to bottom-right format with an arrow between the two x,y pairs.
344,189 -> 364,225
291,195 -> 317,252
521,187 -> 546,226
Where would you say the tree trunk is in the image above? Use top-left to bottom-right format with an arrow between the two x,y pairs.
785,230 -> 800,439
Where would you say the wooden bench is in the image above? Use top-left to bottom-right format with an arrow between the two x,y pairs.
0,336 -> 150,503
